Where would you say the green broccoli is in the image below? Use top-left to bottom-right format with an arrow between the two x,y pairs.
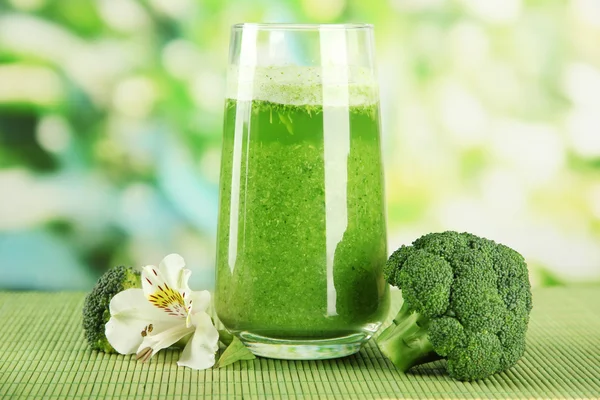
82,265 -> 141,353
376,231 -> 532,381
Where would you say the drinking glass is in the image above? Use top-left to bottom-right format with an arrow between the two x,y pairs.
215,23 -> 389,360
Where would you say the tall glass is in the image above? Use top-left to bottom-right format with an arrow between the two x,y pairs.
215,23 -> 389,360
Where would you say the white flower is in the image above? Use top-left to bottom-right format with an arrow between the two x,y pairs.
105,254 -> 219,370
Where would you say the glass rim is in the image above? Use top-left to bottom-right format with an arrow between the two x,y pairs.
232,23 -> 373,31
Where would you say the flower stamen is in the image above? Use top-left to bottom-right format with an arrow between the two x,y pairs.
136,347 -> 153,363
148,285 -> 187,318
140,323 -> 154,337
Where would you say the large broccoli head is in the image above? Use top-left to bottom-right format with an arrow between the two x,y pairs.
82,266 -> 141,353
378,231 -> 532,381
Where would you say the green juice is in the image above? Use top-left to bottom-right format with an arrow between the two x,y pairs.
215,98 -> 389,341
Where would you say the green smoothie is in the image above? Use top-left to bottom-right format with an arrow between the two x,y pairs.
215,97 -> 389,340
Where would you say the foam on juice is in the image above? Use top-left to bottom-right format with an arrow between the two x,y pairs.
226,66 -> 379,107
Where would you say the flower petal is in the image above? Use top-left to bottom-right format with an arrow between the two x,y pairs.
185,290 -> 211,328
141,264 -> 168,297
109,288 -> 174,321
177,312 -> 219,370
141,254 -> 187,297
142,266 -> 189,318
189,290 -> 211,312
179,268 -> 193,303
159,253 -> 186,288
106,289 -> 176,354
136,323 -> 194,362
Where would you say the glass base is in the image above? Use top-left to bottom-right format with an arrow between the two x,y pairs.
238,332 -> 370,360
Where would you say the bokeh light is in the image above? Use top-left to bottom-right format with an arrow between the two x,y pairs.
0,0 -> 599,290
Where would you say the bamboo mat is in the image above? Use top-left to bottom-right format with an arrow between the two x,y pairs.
0,287 -> 599,399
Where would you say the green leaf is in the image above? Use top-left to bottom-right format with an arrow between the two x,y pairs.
214,336 -> 256,368
218,329 -> 234,347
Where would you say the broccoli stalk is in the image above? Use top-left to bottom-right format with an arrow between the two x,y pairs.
376,302 -> 440,372
376,231 -> 532,381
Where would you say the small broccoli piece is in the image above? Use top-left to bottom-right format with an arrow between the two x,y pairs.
429,317 -> 464,357
397,249 -> 453,318
82,265 -> 141,353
447,332 -> 502,381
376,231 -> 532,381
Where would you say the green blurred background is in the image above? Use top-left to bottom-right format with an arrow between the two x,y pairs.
0,0 -> 599,290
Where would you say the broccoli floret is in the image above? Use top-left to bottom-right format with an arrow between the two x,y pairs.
376,231 -> 532,381
82,265 -> 141,353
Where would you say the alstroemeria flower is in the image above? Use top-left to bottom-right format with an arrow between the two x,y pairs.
105,254 -> 219,370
